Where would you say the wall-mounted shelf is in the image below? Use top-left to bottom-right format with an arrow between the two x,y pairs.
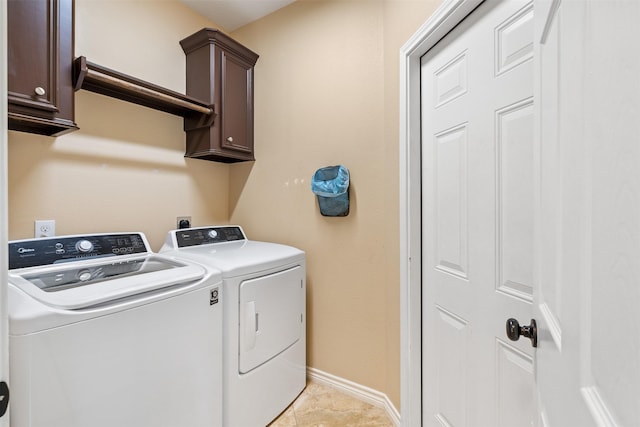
73,56 -> 215,128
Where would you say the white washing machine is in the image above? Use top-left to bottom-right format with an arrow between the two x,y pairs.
160,225 -> 306,426
8,233 -> 224,427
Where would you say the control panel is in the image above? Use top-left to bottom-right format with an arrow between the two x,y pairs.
8,233 -> 148,270
175,226 -> 246,248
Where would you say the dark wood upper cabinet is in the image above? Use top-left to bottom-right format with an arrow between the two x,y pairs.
181,29 -> 259,163
8,0 -> 78,136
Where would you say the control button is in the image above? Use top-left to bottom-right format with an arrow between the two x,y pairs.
208,230 -> 218,239
55,249 -> 65,255
76,240 -> 93,253
77,270 -> 92,281
55,243 -> 63,249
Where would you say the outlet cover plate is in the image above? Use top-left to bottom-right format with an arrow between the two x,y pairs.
35,220 -> 55,238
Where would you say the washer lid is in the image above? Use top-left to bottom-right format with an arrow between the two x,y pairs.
23,256 -> 181,292
9,255 -> 207,310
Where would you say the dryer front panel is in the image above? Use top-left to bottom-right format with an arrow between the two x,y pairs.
238,266 -> 304,374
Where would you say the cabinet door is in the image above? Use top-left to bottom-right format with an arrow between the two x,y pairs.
220,51 -> 255,160
8,0 -> 77,136
181,28 -> 258,163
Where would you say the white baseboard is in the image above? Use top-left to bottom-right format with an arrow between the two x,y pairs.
306,367 -> 401,426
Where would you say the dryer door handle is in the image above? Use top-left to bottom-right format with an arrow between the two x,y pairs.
242,301 -> 257,351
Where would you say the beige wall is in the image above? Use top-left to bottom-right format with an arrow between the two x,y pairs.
231,0 -> 440,409
8,0 -> 228,250
7,0 -> 439,412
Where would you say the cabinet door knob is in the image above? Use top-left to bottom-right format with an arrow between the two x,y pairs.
34,86 -> 46,96
226,136 -> 233,143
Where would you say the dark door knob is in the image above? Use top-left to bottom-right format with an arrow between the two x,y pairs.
0,381 -> 9,417
506,318 -> 538,348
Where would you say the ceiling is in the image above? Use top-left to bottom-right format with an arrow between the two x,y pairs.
180,0 -> 296,31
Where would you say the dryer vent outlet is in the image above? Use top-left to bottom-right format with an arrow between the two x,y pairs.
177,217 -> 191,229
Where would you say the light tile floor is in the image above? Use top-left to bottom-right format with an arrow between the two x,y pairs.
268,382 -> 394,427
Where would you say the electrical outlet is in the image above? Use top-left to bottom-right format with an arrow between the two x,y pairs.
35,220 -> 56,238
177,216 -> 192,229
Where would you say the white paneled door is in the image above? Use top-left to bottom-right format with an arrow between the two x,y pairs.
421,1 -> 535,425
534,1 -> 640,426
419,0 -> 640,426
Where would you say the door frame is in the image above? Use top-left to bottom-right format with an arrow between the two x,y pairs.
1,0 -> 9,425
398,0 -> 482,424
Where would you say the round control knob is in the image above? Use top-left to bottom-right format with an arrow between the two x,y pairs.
208,230 -> 218,239
34,86 -> 46,96
77,270 -> 92,282
76,239 -> 93,253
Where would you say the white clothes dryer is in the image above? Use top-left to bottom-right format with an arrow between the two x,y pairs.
8,233 -> 223,427
161,226 -> 306,426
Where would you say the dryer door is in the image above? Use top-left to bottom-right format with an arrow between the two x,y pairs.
239,266 -> 304,374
